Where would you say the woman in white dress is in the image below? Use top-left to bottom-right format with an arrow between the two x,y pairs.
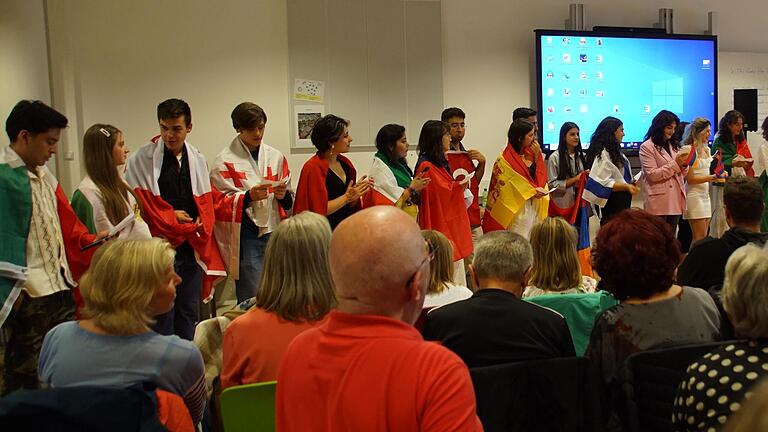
682,118 -> 721,245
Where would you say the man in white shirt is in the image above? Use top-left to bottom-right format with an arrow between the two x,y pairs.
1,100 -> 104,395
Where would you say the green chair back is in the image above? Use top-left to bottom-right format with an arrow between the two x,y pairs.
220,381 -> 277,432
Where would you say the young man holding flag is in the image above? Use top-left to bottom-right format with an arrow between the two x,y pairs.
1,100 -> 105,394
210,102 -> 292,303
125,98 -> 225,340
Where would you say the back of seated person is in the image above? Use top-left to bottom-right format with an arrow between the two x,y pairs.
674,243 -> 768,431
276,206 -> 482,431
37,239 -> 206,423
421,230 -> 473,309
523,217 -> 596,299
585,209 -> 721,392
678,177 -> 768,290
422,230 -> 575,368
221,212 -> 336,389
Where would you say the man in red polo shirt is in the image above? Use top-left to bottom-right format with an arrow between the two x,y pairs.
276,206 -> 482,431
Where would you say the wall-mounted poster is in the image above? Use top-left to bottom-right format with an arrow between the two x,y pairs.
294,105 -> 324,147
294,79 -> 325,102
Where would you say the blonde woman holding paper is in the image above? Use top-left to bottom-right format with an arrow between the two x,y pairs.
71,124 -> 151,241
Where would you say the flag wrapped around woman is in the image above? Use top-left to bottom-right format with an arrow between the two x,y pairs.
482,119 -> 549,239
548,175 -> 592,277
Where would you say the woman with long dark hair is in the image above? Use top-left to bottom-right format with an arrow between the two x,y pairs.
363,124 -> 429,218
415,120 -> 473,286
482,119 -> 549,239
639,110 -> 690,231
547,122 -> 589,209
583,117 -> 639,224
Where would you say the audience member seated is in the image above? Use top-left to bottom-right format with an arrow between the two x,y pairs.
722,377 -> 768,432
523,217 -> 596,298
220,212 -> 336,389
421,230 -> 473,309
678,177 -> 767,290
37,239 -> 206,423
422,231 -> 575,368
276,207 -> 482,431
586,209 -> 721,396
673,243 -> 768,431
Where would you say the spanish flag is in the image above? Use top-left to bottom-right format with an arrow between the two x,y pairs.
482,145 -> 549,234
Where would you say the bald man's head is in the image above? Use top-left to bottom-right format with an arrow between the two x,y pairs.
330,206 -> 429,323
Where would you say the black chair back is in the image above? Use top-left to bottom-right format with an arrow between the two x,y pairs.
620,341 -> 730,432
470,357 -> 604,432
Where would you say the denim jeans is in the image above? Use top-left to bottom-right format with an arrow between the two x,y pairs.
152,243 -> 201,341
235,232 -> 271,303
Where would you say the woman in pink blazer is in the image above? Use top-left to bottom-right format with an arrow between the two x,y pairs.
639,110 -> 691,232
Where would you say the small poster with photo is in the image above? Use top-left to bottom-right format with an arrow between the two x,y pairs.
294,105 -> 324,148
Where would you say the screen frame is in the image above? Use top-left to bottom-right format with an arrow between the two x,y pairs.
534,29 -> 718,155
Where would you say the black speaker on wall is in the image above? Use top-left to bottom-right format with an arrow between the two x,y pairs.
733,89 -> 758,132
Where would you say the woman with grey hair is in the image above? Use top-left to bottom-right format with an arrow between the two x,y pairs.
673,243 -> 768,431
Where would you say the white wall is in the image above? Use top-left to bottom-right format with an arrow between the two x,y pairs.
13,0 -> 768,193
1,0 -> 52,169
442,0 -> 768,189
44,0 -> 292,193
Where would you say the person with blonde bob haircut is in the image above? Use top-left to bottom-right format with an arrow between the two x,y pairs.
421,230 -> 472,309
37,239 -> 207,423
523,217 -> 615,356
221,211 -> 337,388
524,217 -> 596,298
674,244 -> 768,431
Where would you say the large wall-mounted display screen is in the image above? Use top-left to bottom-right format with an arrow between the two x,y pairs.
535,30 -> 717,152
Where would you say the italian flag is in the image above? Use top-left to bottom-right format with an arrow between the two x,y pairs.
0,146 -> 97,326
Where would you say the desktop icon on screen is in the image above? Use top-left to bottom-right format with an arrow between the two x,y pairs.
596,38 -> 603,46
546,37 -> 553,45
613,105 -> 620,113
595,90 -> 605,97
579,89 -> 587,97
546,71 -> 554,79
579,54 -> 588,63
579,37 -> 587,45
563,88 -> 571,96
562,37 -> 570,46
546,55 -> 554,63
644,105 -> 651,113
563,53 -> 571,63
580,104 -> 588,113
563,72 -> 571,80
548,122 -> 556,131
580,71 -> 588,80
596,71 -> 603,80
564,106 -> 572,113
596,54 -> 603,63
547,106 -> 555,113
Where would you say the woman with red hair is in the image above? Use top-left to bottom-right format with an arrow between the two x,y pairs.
586,210 -> 721,395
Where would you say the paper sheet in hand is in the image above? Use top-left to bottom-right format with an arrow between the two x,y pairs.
535,187 -> 550,195
109,213 -> 135,236
633,171 -> 643,183
255,179 -> 286,187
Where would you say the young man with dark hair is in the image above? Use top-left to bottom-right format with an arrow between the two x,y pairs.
441,108 -> 486,286
1,100 -> 104,395
125,98 -> 225,340
678,177 -> 768,290
211,102 -> 293,302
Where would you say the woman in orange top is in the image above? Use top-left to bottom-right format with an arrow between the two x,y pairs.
220,211 -> 336,388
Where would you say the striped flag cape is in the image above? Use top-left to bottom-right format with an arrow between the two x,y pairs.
713,149 -> 726,178
482,145 -> 549,233
583,149 -> 632,208
210,137 -> 291,280
125,137 -> 226,301
362,156 -> 404,206
683,145 -> 697,167
0,146 -> 98,327
548,174 -> 593,277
